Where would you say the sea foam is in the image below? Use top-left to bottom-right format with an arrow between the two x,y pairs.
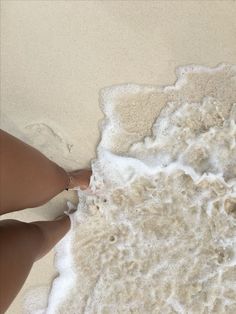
32,64 -> 236,314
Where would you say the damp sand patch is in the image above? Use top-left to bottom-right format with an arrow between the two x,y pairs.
27,64 -> 236,314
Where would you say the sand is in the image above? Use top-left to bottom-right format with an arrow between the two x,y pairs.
1,1 -> 236,313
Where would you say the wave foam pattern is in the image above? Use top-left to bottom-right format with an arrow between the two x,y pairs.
46,64 -> 236,314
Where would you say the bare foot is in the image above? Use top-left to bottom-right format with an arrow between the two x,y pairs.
67,169 -> 92,190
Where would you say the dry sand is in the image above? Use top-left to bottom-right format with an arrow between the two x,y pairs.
1,1 -> 236,313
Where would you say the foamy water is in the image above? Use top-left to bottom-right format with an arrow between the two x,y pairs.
29,64 -> 236,314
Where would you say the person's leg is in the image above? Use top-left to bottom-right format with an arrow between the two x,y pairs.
0,216 -> 70,314
0,129 -> 69,214
0,130 -> 92,312
0,129 -> 92,214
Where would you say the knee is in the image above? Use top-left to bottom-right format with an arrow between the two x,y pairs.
0,219 -> 46,260
0,219 -> 28,232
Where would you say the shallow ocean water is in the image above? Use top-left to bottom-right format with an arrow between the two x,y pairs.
32,64 -> 236,314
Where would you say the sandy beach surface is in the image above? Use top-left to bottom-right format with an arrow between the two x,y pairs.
1,1 -> 236,313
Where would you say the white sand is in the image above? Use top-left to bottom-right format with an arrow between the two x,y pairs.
1,1 -> 236,313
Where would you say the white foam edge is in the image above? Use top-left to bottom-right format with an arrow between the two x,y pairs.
97,63 -> 234,151
96,149 -> 231,189
45,213 -> 77,314
99,64 -> 233,109
99,63 -> 234,109
164,62 -> 234,91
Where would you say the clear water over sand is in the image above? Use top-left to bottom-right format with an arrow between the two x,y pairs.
42,64 -> 236,314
